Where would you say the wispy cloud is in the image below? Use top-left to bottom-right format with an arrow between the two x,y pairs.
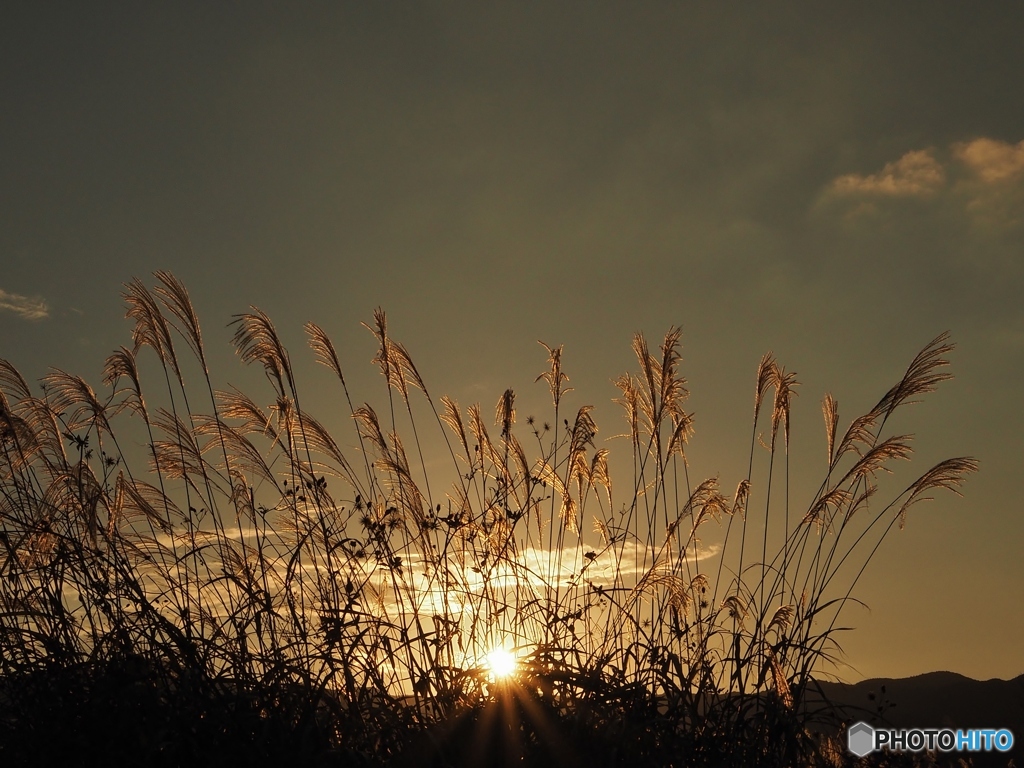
953,138 -> 1024,184
0,287 -> 49,320
828,149 -> 946,197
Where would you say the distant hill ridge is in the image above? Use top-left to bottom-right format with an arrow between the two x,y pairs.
809,671 -> 1024,767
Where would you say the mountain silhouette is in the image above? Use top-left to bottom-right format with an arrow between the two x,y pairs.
809,671 -> 1024,767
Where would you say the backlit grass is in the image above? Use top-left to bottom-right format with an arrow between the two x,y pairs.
0,273 -> 977,766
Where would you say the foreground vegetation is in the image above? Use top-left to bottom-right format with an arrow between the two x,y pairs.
0,273 -> 977,766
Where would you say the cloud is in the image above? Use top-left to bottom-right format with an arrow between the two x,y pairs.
950,138 -> 1024,229
953,138 -> 1024,184
0,287 -> 48,320
828,149 -> 946,197
820,137 -> 1024,229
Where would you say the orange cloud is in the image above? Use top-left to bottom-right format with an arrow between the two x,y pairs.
953,138 -> 1024,183
829,149 -> 945,197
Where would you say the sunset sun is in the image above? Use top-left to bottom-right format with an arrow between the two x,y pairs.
485,647 -> 518,680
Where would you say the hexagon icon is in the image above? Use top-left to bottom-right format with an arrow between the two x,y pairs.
847,722 -> 875,757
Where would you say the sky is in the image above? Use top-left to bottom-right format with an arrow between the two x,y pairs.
2,2 -> 1022,682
